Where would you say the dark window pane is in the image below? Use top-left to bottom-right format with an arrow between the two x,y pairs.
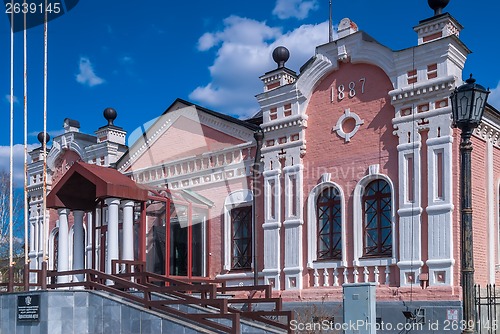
316,187 -> 342,260
362,180 -> 392,257
231,206 -> 252,269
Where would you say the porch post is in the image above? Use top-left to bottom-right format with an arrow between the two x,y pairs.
73,210 -> 85,282
121,200 -> 135,261
106,198 -> 120,276
57,208 -> 70,283
86,211 -> 93,269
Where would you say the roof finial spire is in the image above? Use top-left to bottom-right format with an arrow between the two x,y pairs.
428,0 -> 450,16
272,46 -> 290,69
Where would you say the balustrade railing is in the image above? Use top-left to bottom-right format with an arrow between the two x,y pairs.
130,144 -> 253,187
310,264 -> 393,287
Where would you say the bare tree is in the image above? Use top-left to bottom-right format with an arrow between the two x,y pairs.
0,171 -> 24,261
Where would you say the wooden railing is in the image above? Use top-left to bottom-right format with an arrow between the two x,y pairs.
0,261 -> 294,334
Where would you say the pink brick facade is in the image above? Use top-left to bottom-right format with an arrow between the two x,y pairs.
26,10 -> 500,318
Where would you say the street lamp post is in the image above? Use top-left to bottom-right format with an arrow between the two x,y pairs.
450,74 -> 490,334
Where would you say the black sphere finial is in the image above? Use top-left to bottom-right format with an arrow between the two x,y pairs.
103,107 -> 117,126
428,0 -> 450,16
272,46 -> 290,69
37,132 -> 50,145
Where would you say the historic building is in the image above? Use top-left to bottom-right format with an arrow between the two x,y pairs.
27,1 -> 500,324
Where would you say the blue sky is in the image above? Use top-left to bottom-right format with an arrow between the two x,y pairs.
1,0 -> 500,185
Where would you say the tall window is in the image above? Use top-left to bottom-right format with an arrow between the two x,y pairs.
363,180 -> 392,257
231,206 -> 252,269
317,187 -> 342,260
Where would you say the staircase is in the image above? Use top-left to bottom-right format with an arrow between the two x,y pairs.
2,260 -> 293,334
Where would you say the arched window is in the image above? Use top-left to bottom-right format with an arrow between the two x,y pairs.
363,179 -> 392,257
317,187 -> 342,260
222,190 -> 253,272
231,206 -> 252,269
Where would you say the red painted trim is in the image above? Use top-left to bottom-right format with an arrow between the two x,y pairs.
206,207 -> 211,278
91,204 -> 97,270
165,198 -> 171,277
188,203 -> 193,279
139,202 -> 147,262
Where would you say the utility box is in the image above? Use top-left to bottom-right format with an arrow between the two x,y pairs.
343,283 -> 376,334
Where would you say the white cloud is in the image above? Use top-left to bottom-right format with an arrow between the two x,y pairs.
28,129 -> 65,139
273,0 -> 319,20
488,81 -> 500,110
76,57 -> 105,87
120,56 -> 134,65
0,144 -> 38,187
4,94 -> 19,104
190,16 -> 330,118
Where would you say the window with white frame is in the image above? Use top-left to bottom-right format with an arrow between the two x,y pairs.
49,228 -> 59,271
317,186 -> 342,260
223,190 -> 253,272
362,179 -> 392,257
353,169 -> 396,267
230,206 -> 252,269
307,179 -> 346,268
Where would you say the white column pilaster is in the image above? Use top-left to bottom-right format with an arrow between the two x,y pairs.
395,123 -> 423,286
282,157 -> 304,290
28,210 -> 39,284
73,210 -> 85,282
57,208 -> 70,284
426,117 -> 454,286
262,157 -> 281,290
121,200 -> 135,261
106,198 -> 120,276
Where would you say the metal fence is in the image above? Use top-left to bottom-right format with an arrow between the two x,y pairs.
475,284 -> 500,334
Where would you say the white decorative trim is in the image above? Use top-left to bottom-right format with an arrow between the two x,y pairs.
474,118 -> 500,149
332,108 -> 364,143
352,173 -> 397,267
425,118 -> 455,286
307,181 -> 347,268
48,227 -> 59,271
390,76 -> 455,104
127,143 -> 253,190
283,164 -> 303,220
262,161 -> 282,289
395,122 -> 423,286
283,164 -> 304,290
119,103 -> 256,172
46,134 -> 89,171
223,190 -> 253,272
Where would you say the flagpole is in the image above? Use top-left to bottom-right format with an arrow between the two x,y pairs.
9,0 -> 15,274
42,0 -> 49,266
24,0 -> 29,267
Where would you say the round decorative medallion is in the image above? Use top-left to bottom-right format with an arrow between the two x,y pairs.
332,108 -> 364,142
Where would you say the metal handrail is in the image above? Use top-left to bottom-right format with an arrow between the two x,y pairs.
0,260 -> 294,333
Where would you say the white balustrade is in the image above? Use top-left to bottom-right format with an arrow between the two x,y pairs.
323,268 -> 329,287
309,265 -> 393,287
333,267 -> 339,286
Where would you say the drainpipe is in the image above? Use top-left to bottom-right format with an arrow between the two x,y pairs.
252,129 -> 264,286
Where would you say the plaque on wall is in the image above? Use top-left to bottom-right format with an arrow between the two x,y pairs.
17,295 -> 40,322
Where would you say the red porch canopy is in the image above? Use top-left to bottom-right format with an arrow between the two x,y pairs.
46,161 -> 148,211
